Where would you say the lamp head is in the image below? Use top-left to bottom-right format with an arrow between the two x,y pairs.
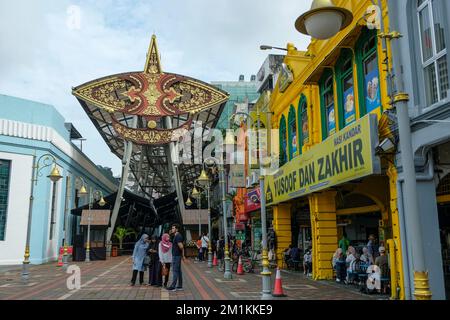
98,197 -> 106,207
197,169 -> 210,186
192,186 -> 200,197
185,196 -> 193,207
295,0 -> 353,40
48,166 -> 63,183
78,184 -> 88,196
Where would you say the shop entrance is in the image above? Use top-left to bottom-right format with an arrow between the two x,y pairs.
336,192 -> 385,255
437,173 -> 450,299
291,200 -> 311,253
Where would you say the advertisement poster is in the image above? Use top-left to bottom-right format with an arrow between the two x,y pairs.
245,188 -> 261,213
291,132 -> 298,157
344,86 -> 356,125
302,113 -> 309,145
365,68 -> 381,113
327,104 -> 336,135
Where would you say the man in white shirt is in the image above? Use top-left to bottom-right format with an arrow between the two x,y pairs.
201,233 -> 209,262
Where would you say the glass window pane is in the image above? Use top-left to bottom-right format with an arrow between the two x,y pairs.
419,6 -> 433,61
437,56 -> 449,99
424,63 -> 439,104
432,0 -> 446,53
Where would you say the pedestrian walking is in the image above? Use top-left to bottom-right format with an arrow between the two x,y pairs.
130,234 -> 149,286
201,232 -> 209,261
166,223 -> 186,292
196,238 -> 202,261
148,235 -> 162,287
159,233 -> 172,287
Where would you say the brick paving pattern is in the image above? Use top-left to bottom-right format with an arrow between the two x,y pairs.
0,256 -> 383,300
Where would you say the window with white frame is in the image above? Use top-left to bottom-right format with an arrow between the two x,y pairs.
417,0 -> 449,106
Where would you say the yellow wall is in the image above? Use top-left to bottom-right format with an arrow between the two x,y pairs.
272,203 -> 292,268
309,191 -> 338,280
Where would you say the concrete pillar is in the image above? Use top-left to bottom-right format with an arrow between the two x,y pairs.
273,203 -> 291,268
309,191 -> 337,280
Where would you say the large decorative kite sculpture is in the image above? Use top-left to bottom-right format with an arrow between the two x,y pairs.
72,35 -> 229,145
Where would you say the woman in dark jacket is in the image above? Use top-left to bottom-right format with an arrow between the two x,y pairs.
147,236 -> 162,287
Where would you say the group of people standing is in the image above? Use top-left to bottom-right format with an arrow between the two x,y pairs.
130,223 -> 186,292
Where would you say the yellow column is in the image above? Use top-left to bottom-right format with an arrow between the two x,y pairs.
273,203 -> 292,268
386,164 -> 406,299
309,191 -> 337,280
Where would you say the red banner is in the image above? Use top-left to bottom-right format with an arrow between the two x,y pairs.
244,188 -> 261,213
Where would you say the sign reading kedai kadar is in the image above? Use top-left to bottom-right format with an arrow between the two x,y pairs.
265,114 -> 381,205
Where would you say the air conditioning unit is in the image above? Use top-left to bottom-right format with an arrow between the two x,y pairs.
251,171 -> 259,185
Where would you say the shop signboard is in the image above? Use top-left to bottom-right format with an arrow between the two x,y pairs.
245,188 -> 261,213
235,230 -> 246,241
265,114 -> 380,205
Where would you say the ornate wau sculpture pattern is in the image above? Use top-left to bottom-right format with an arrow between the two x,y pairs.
73,35 -> 228,145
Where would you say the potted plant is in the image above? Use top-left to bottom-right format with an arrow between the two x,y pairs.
113,226 -> 136,256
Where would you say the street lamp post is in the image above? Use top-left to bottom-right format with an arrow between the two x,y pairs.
22,153 -> 63,281
85,187 -> 106,263
63,177 -> 88,269
198,157 -> 232,279
226,108 -> 272,298
192,181 -> 212,266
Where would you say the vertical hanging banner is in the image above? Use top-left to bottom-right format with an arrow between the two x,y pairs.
365,68 -> 381,113
344,86 -> 356,125
265,114 -> 380,205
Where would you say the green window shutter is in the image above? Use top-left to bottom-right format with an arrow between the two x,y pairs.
279,115 -> 287,166
356,28 -> 380,116
319,69 -> 335,141
287,105 -> 297,160
298,94 -> 308,153
336,48 -> 355,129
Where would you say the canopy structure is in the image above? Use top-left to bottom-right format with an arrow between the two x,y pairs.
73,35 -> 228,232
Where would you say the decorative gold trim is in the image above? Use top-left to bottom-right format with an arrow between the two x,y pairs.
394,92 -> 410,103
414,271 -> 432,300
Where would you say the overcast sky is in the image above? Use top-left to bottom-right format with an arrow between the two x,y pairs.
0,0 -> 312,176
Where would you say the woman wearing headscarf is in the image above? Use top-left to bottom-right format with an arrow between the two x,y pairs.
159,233 -> 173,287
148,235 -> 162,287
131,234 -> 149,286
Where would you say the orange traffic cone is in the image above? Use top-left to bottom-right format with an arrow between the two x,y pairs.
57,253 -> 63,267
237,256 -> 244,275
272,268 -> 286,297
213,252 -> 218,266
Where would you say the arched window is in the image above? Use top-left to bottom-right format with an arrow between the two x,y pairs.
320,69 -> 336,140
279,115 -> 287,166
417,0 -> 449,105
298,95 -> 309,152
356,29 -> 381,115
288,106 -> 297,160
336,49 -> 355,127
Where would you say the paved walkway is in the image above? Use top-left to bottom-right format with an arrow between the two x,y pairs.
0,256 -> 380,300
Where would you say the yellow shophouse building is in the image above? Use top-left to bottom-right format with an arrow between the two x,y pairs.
265,0 -> 405,299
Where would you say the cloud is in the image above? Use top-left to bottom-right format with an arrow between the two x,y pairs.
0,0 -> 312,176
